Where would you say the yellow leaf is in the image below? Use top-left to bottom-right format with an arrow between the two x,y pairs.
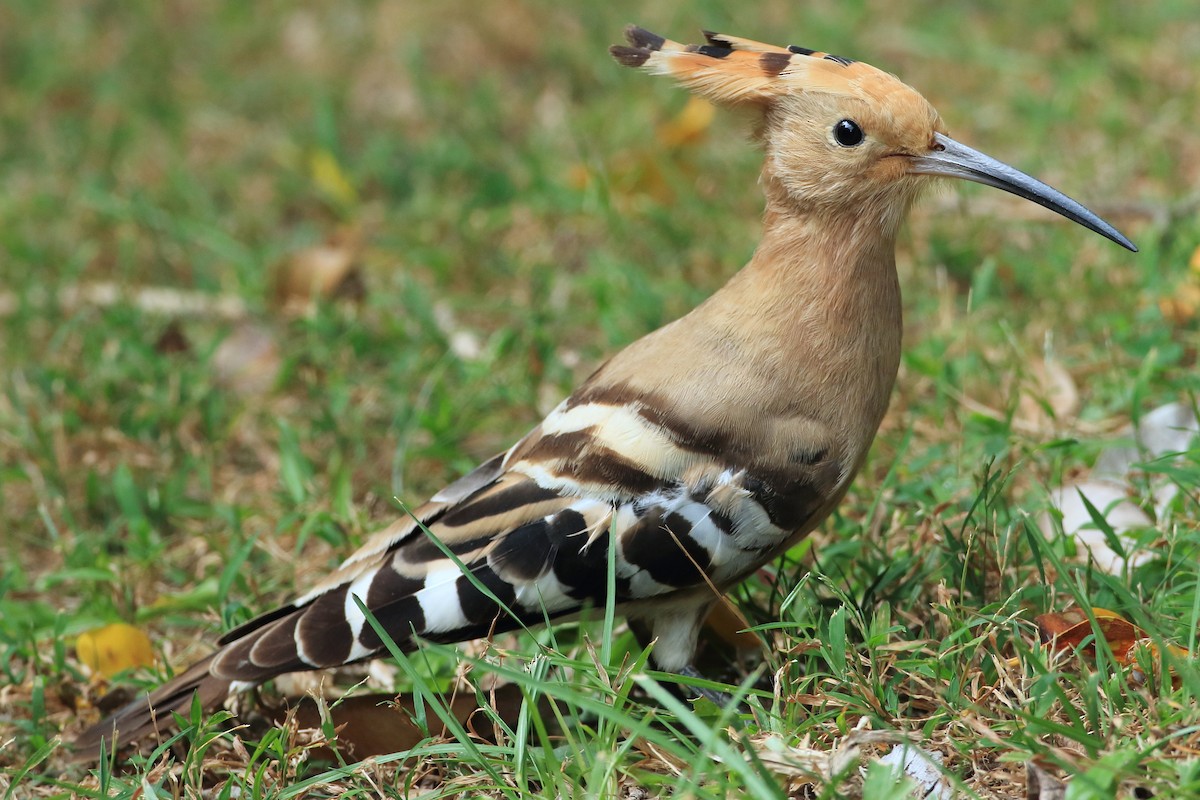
308,149 -> 358,206
76,622 -> 156,678
657,96 -> 715,148
566,162 -> 592,192
1160,281 -> 1200,325
1162,243 -> 1200,324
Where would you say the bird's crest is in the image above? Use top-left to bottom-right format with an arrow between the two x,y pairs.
610,27 -> 898,107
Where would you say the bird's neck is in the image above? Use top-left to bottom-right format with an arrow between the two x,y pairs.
708,199 -> 904,450
586,175 -> 906,484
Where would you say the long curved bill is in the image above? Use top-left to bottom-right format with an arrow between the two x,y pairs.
911,132 -> 1137,252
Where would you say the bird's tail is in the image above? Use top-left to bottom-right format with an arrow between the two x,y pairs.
72,653 -> 232,755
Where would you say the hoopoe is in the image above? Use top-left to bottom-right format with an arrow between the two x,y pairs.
75,27 -> 1135,752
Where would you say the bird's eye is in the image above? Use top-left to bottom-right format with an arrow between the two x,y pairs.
833,119 -> 864,147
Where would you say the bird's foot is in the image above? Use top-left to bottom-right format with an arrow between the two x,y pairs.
676,663 -> 735,708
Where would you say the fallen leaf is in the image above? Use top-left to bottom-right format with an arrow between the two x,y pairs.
1026,762 -> 1067,800
1035,607 -> 1189,682
1036,607 -> 1133,651
1159,243 -> 1200,324
154,321 -> 190,355
76,623 -> 155,678
701,597 -> 761,652
271,227 -> 364,316
1158,282 -> 1200,325
279,685 -> 550,759
308,149 -> 358,207
752,731 -> 863,784
657,96 -> 715,148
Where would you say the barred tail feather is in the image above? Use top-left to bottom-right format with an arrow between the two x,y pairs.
72,654 -> 231,753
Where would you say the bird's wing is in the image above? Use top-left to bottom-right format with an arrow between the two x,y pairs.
208,375 -> 843,676
74,378 -> 842,750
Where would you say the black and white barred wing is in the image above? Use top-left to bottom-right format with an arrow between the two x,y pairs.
217,386 -> 843,676
76,389 -> 838,747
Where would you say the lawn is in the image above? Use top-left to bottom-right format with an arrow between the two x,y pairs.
2,1 -> 1199,797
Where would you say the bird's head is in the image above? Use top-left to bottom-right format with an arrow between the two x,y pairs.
611,27 -> 1136,251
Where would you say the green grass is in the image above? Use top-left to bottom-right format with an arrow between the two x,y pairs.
3,0 -> 1199,797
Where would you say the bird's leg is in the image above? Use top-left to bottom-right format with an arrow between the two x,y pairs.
627,602 -> 735,707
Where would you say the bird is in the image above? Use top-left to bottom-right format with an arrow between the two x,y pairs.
74,26 -> 1136,753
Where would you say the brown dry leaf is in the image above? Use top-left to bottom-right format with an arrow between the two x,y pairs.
1036,607 -> 1136,653
154,321 -> 190,355
702,597 -> 762,652
279,685 -> 547,760
1035,607 -> 1189,680
1014,357 -> 1079,431
76,623 -> 156,678
1026,762 -> 1067,800
751,737 -> 832,783
271,227 -> 364,316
